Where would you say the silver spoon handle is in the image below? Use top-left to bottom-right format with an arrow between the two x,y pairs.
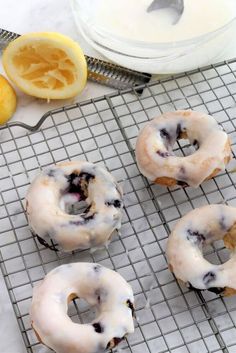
147,0 -> 183,13
0,28 -> 151,94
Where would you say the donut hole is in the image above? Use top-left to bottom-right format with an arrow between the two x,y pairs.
68,297 -> 97,324
60,171 -> 95,215
60,194 -> 89,215
203,239 -> 230,265
173,137 -> 199,157
71,200 -> 88,215
160,126 -> 199,157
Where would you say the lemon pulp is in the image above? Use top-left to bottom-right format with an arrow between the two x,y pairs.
14,44 -> 77,90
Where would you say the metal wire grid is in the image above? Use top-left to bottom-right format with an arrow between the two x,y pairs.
1,60 -> 236,353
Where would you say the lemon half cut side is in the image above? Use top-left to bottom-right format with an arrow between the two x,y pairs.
2,32 -> 87,100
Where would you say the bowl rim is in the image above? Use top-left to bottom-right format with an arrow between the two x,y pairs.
71,0 -> 236,48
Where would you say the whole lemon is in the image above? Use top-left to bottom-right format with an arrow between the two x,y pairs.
0,74 -> 17,124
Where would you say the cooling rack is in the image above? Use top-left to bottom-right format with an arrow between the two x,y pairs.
1,59 -> 236,353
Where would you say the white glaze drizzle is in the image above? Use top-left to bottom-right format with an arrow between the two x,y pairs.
166,204 -> 236,291
30,262 -> 134,353
135,110 -> 231,187
26,161 -> 123,251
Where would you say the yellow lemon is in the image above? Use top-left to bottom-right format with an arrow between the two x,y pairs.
0,74 -> 17,124
2,32 -> 87,100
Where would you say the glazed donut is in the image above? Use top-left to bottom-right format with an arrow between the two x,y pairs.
26,161 -> 123,251
135,110 -> 231,188
30,262 -> 135,353
167,204 -> 236,296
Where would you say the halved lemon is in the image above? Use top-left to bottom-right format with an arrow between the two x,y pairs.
2,32 -> 87,100
0,74 -> 17,125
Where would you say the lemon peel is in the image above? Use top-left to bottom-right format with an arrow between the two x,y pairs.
0,74 -> 17,124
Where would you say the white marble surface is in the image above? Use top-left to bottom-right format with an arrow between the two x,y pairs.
0,1 -> 236,352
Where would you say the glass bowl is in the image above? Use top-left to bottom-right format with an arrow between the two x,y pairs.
71,0 -> 236,74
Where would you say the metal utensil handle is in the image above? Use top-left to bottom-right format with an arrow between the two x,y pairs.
0,28 -> 151,93
0,28 -> 20,43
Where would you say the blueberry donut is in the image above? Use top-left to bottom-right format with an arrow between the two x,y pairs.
167,204 -> 236,296
135,110 -> 231,188
26,161 -> 123,251
30,262 -> 135,353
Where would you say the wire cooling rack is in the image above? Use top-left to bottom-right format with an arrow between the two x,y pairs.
1,59 -> 236,353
